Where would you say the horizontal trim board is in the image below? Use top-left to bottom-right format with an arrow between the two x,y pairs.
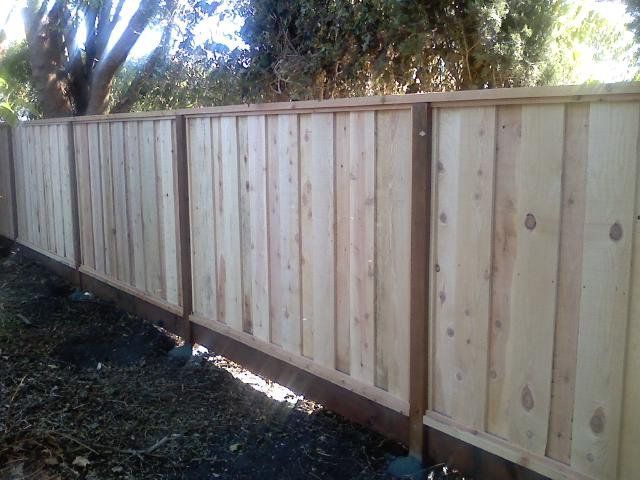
16,239 -> 76,268
19,83 -> 640,126
190,313 -> 409,415
79,265 -> 183,316
424,412 -> 597,480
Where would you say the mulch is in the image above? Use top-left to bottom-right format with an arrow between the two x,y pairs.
0,246 -> 462,480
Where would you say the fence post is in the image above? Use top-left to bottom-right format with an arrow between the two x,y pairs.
7,125 -> 19,241
174,114 -> 193,344
408,103 -> 433,461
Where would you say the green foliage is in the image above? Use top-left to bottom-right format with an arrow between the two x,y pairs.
0,77 -> 18,126
0,41 -> 40,118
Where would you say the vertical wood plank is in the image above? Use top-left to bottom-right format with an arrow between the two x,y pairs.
268,114 -> 302,354
110,122 -> 130,282
213,117 -> 243,330
375,109 -> 412,400
156,119 -> 179,304
73,124 -> 94,267
546,103 -> 589,463
188,117 -> 217,320
239,115 -> 270,341
87,123 -> 105,273
41,126 -> 55,252
619,124 -> 640,479
140,120 -> 162,298
60,123 -> 77,262
571,102 -> 639,479
488,104 -> 565,454
348,110 -> 376,384
124,121 -> 145,290
433,106 -> 496,430
300,113 -> 336,367
99,122 -> 117,277
12,128 -> 26,241
48,126 -> 64,256
335,112 -> 351,374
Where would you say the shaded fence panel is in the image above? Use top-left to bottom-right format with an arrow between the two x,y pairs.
73,119 -> 182,312
12,123 -> 76,265
187,108 -> 413,412
426,100 -> 640,480
0,126 -> 14,238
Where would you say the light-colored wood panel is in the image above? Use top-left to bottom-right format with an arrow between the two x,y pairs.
239,115 -> 270,340
47,126 -> 63,256
571,102 -> 640,479
213,117 -> 243,329
348,111 -> 376,384
99,122 -> 117,277
620,137 -> 640,479
58,124 -> 75,260
547,103 -> 589,463
300,113 -> 336,367
34,126 -> 47,249
188,117 -> 216,319
140,120 -> 163,298
124,121 -> 145,290
110,122 -> 130,283
335,112 -> 351,374
268,114 -> 302,354
73,123 -> 94,267
375,109 -> 412,400
41,126 -> 55,252
156,119 -> 179,305
488,104 -> 565,454
87,123 -> 105,272
432,106 -> 496,426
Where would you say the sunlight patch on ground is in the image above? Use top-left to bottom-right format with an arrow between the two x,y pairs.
193,344 -> 319,412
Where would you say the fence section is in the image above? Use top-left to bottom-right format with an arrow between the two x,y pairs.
426,100 -> 640,480
4,84 -> 640,480
186,109 -> 414,412
12,123 -> 76,265
73,118 -> 182,313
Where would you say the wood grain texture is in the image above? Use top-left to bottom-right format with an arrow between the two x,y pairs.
335,112 -> 351,374
188,117 -> 217,320
239,115 -> 270,340
488,104 -> 565,453
348,111 -> 376,385
571,102 -> 639,480
546,103 -> 589,464
300,113 -> 336,367
0,128 -> 15,238
124,122 -> 146,290
214,117 -> 243,330
433,106 -> 496,429
267,114 -> 302,354
375,109 -> 412,400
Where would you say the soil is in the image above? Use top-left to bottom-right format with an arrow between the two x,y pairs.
0,246 -> 462,480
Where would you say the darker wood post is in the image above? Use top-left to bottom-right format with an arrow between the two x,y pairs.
174,114 -> 193,344
6,125 -> 19,240
67,121 -> 83,286
408,103 -> 433,461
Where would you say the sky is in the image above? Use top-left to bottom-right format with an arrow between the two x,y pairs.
0,0 -> 636,84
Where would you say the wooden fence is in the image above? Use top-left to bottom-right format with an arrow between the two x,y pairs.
1,83 -> 640,480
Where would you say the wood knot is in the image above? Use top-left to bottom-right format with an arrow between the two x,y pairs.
525,213 -> 536,231
610,222 -> 623,241
435,264 -> 440,272
446,327 -> 454,337
521,384 -> 534,411
439,212 -> 447,224
590,407 -> 605,435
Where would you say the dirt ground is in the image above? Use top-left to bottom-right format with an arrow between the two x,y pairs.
0,246 -> 440,480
